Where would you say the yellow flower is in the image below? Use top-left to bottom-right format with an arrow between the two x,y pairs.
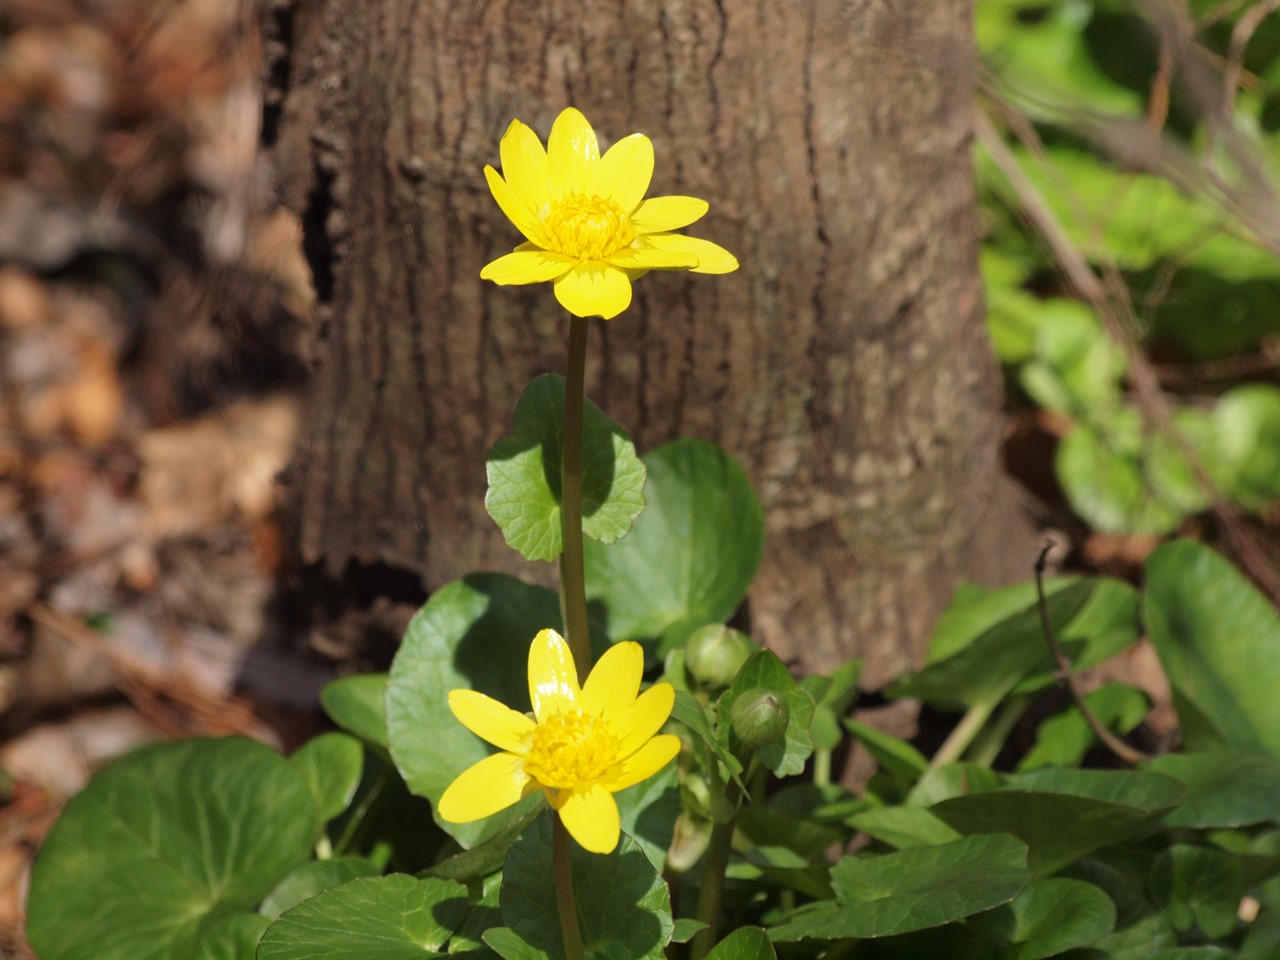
437,628 -> 681,854
479,107 -> 738,320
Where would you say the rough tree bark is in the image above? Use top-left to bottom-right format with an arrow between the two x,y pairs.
265,0 -> 1034,687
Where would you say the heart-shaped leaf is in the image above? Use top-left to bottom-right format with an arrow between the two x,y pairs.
584,439 -> 763,652
290,732 -> 363,825
27,737 -> 316,960
259,858 -> 379,921
768,834 -> 1030,941
489,811 -> 673,960
1145,752 -> 1280,829
385,574 -> 577,847
257,875 -> 468,959
930,768 -> 1185,875
320,673 -> 389,749
486,374 -> 646,562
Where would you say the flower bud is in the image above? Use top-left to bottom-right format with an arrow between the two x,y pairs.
685,624 -> 756,689
729,688 -> 789,750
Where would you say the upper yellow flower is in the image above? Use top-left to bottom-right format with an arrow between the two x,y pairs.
479,107 -> 738,320
437,628 -> 680,853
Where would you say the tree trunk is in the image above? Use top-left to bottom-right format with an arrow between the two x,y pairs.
266,0 -> 1033,687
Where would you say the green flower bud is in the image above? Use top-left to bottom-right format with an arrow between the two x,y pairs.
685,624 -> 756,689
729,688 -> 790,750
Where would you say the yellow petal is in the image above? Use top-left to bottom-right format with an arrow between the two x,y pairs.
630,196 -> 709,234
553,263 -> 632,320
587,133 -> 653,213
558,784 -> 621,854
609,682 -> 675,757
548,107 -> 599,199
448,689 -> 536,752
605,734 -> 681,792
642,233 -> 739,275
605,245 -> 698,271
499,119 -> 551,216
480,249 -> 574,285
528,628 -> 581,722
581,641 -> 643,720
436,752 -> 530,823
484,166 -> 548,247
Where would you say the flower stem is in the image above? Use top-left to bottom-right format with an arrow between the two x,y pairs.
690,817 -> 734,960
812,748 -> 832,788
929,699 -> 997,769
690,777 -> 743,960
560,314 -> 592,683
553,814 -> 586,960
966,693 -> 1033,768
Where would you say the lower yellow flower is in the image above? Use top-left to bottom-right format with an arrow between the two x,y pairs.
479,107 -> 738,320
437,628 -> 680,854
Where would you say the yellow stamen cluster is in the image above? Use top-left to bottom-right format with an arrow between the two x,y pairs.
523,709 -> 619,788
544,194 -> 635,260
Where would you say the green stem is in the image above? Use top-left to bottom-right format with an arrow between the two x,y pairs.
560,314 -> 592,682
813,748 -> 832,788
690,775 -> 744,960
690,817 -> 735,960
929,699 -> 997,769
553,815 -> 586,960
966,694 -> 1033,768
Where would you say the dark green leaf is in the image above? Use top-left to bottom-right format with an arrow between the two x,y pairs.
1146,752 -> 1280,828
1087,913 -> 1177,960
906,763 -> 1004,807
670,920 -> 708,944
992,877 -> 1116,959
931,768 -> 1185,875
704,927 -> 775,960
1241,907 -> 1280,960
196,914 -> 270,960
1148,947 -> 1237,959
259,858 -> 379,920
485,375 -> 646,562
257,875 -> 468,959
385,575 -> 573,847
425,805 -> 542,883
616,761 -> 680,872
1150,844 -> 1245,940
498,811 -> 672,960
1145,539 -> 1280,762
583,439 -> 763,652
848,806 -> 961,849
768,834 -> 1030,941
27,737 -> 316,960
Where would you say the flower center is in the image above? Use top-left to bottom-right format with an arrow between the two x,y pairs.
543,194 -> 635,260
523,709 -> 619,789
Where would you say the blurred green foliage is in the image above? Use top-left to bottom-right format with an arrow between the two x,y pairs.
977,0 -> 1280,534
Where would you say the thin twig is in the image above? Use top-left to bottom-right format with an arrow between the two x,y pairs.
1034,542 -> 1150,766
28,601 -> 268,739
1210,0 -> 1279,156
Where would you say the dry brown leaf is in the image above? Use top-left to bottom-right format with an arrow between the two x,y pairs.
138,393 -> 298,539
61,342 -> 123,445
0,268 -> 50,331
